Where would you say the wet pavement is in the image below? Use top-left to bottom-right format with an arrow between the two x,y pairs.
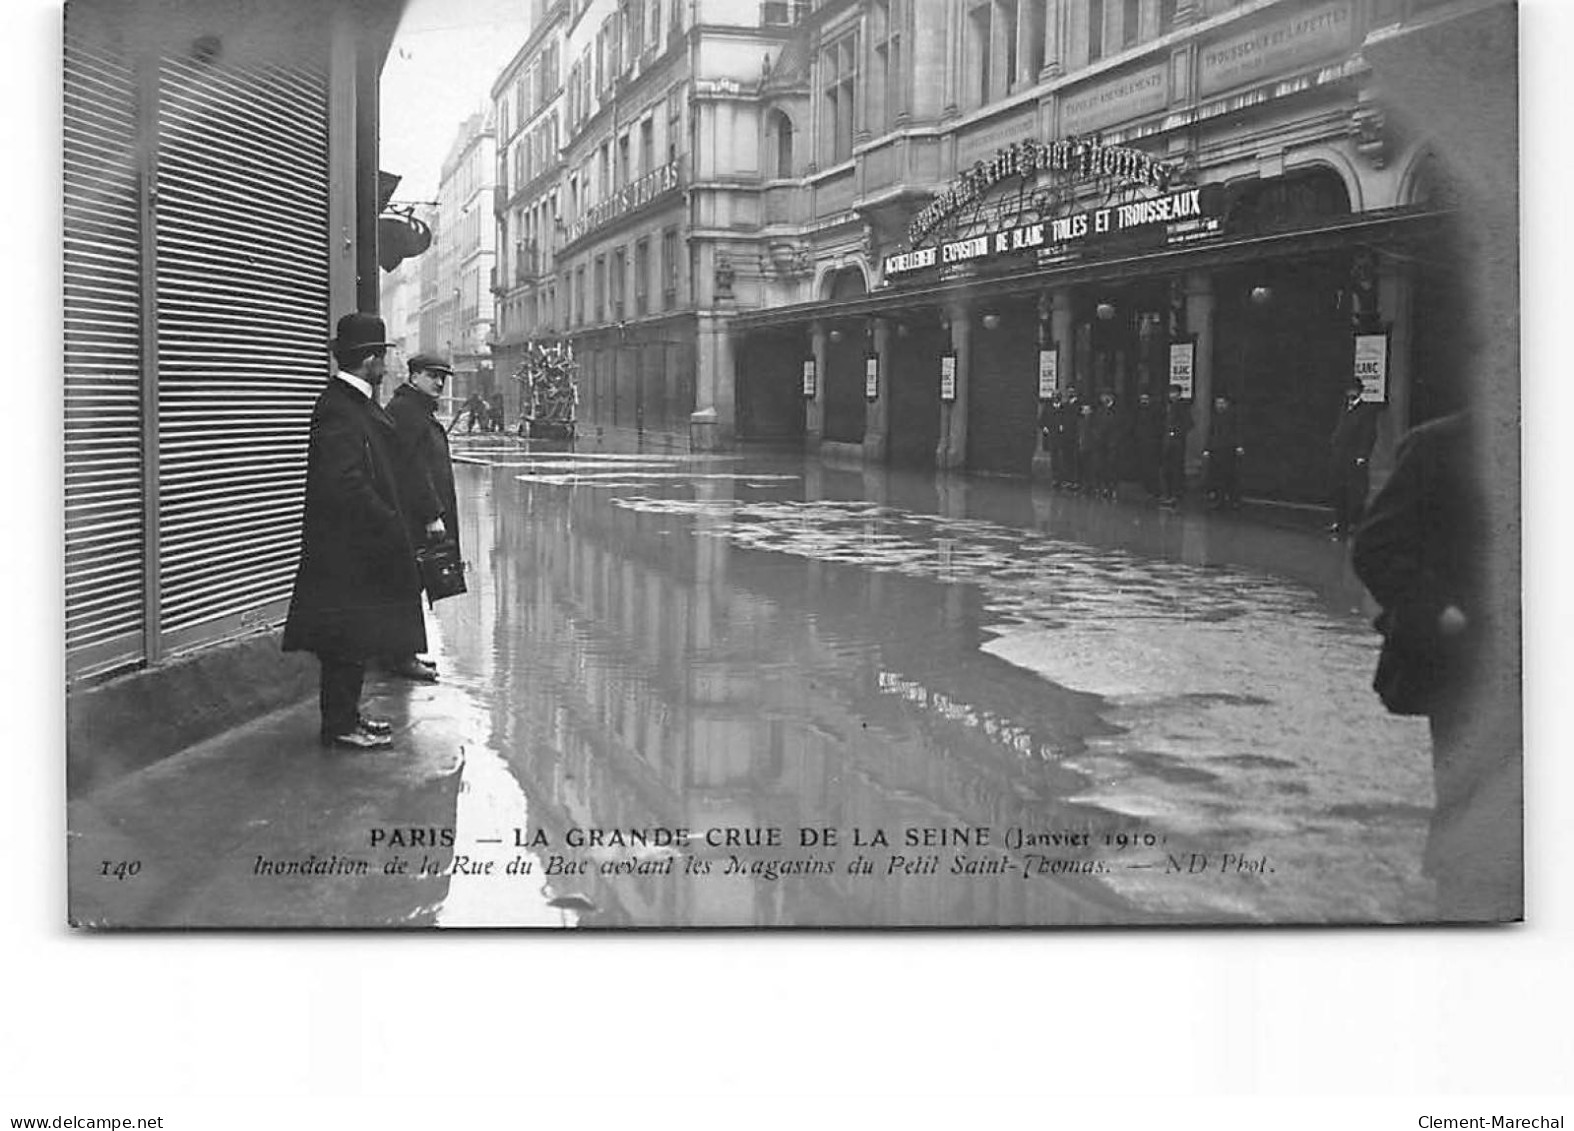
69,435 -> 1436,928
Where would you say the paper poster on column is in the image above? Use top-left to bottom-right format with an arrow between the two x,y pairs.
1354,332 -> 1389,402
802,358 -> 817,398
1038,347 -> 1059,398
1168,340 -> 1195,399
865,356 -> 879,400
939,354 -> 957,402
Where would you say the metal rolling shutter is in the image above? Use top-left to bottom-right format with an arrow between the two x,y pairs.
64,27 -> 146,678
153,54 -> 330,647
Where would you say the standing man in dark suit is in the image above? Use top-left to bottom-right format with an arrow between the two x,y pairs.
1328,376 -> 1384,537
384,353 -> 459,683
1133,391 -> 1163,500
1159,383 -> 1192,507
282,313 -> 426,750
1202,392 -> 1245,510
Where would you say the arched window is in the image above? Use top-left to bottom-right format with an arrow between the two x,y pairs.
770,110 -> 794,179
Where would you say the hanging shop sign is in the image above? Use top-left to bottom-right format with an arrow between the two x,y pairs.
1168,339 -> 1196,400
884,184 -> 1224,281
1198,1 -> 1354,96
1354,331 -> 1389,403
865,355 -> 880,401
939,354 -> 957,403
1037,346 -> 1059,399
908,138 -> 1174,249
802,358 -> 817,398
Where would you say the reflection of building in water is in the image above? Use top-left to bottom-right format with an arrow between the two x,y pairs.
468,470 -> 1154,927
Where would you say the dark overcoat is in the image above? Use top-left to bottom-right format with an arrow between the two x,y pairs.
281,377 -> 427,660
387,382 -> 460,558
1330,399 -> 1383,470
1351,411 -> 1485,713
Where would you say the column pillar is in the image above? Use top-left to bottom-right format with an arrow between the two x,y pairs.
1039,0 -> 1064,82
1051,285 -> 1075,387
1370,253 -> 1414,492
807,320 -> 827,449
936,302 -> 971,470
864,318 -> 890,464
1184,270 -> 1215,474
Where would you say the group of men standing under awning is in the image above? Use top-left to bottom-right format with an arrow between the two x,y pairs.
1036,377 -> 1382,526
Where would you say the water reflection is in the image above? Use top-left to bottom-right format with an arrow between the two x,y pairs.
435,444 -> 1432,926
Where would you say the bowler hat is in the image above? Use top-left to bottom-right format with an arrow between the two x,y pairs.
408,352 -> 454,377
329,312 -> 393,352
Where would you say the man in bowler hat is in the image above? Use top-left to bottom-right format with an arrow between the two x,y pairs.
282,313 -> 426,750
384,352 -> 460,683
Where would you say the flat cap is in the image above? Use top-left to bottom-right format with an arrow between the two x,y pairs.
408,353 -> 454,376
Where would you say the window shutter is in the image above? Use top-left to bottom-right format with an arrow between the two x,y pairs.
64,23 -> 147,678
152,53 -> 331,652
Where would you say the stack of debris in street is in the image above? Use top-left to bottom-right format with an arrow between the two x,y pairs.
515,340 -> 579,440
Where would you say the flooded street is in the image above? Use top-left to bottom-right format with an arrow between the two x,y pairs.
428,436 -> 1434,926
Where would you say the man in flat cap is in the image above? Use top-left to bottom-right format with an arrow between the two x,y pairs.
282,313 -> 426,750
383,352 -> 460,683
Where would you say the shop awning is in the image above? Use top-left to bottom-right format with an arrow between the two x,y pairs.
731,207 -> 1450,330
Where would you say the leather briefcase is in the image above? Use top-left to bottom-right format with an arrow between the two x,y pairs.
414,539 -> 467,606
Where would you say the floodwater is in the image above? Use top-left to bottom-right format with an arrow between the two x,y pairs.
430,435 -> 1435,927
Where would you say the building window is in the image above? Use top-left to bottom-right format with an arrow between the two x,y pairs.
820,33 -> 857,165
575,266 -> 586,325
598,144 -> 610,200
640,117 -> 654,176
871,0 -> 906,131
618,132 -> 631,188
770,110 -> 794,178
968,3 -> 992,106
662,227 -> 678,307
612,246 -> 626,319
667,85 -> 683,163
630,0 -> 645,62
1088,0 -> 1104,63
1159,0 -> 1177,33
1122,0 -> 1139,48
634,238 -> 649,316
594,255 -> 606,322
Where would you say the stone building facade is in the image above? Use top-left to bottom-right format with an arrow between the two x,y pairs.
724,0 -> 1495,502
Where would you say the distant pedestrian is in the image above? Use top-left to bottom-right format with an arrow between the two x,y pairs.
282,313 -> 425,750
1056,388 -> 1082,491
1328,376 -> 1383,537
1076,401 -> 1100,495
1133,391 -> 1163,499
1038,392 -> 1061,472
384,353 -> 460,684
1352,410 -> 1519,920
1203,392 -> 1245,509
1160,384 -> 1192,506
1094,390 -> 1122,499
455,391 -> 485,434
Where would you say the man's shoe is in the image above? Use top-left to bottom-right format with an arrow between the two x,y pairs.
320,729 -> 394,751
388,658 -> 438,683
357,715 -> 393,737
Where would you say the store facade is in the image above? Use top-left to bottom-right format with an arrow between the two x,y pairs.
730,0 -> 1474,503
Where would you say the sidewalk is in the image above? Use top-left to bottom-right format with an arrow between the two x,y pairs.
67,669 -> 471,929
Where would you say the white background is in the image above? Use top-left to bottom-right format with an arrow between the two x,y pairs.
8,0 -> 1572,1125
